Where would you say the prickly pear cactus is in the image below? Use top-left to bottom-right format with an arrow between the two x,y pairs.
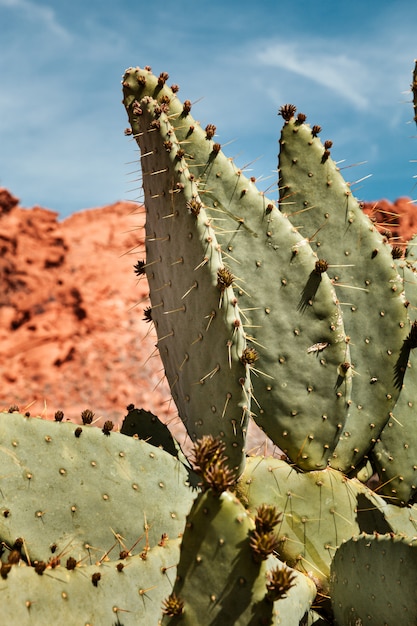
2,58 -> 417,626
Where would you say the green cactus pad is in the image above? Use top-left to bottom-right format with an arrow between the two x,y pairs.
0,411 -> 195,562
331,533 -> 417,626
236,456 -> 417,594
161,489 -> 316,625
123,86 -> 252,473
122,67 -> 351,471
278,113 -> 409,471
0,538 -> 180,625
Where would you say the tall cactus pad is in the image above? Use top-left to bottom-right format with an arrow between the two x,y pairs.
122,67 -> 351,470
123,76 -> 251,473
278,111 -> 409,471
331,533 -> 417,626
0,540 -> 180,625
161,489 -> 316,625
0,412 -> 195,562
235,456 -> 417,593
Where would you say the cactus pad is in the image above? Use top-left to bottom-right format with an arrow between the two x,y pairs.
0,411 -> 195,562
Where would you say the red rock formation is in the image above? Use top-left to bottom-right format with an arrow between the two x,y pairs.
0,187 -> 179,434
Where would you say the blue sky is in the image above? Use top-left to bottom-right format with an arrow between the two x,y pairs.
1,0 -> 417,217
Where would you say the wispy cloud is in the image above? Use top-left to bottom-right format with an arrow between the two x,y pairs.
256,40 -> 375,110
0,0 -> 70,40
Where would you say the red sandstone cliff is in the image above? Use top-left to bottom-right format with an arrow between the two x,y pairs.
0,188 -> 176,432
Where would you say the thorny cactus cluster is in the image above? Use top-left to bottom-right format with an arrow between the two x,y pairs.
2,62 -> 417,625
